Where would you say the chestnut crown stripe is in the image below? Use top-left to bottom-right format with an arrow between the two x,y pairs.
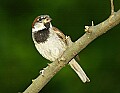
32,16 -> 40,28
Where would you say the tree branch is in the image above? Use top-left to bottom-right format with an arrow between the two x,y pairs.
23,1 -> 120,93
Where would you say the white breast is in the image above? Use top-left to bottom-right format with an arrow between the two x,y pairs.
33,28 -> 67,61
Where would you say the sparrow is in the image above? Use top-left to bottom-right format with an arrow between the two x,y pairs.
32,15 -> 90,83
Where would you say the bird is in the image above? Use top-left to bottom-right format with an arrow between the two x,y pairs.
32,15 -> 90,83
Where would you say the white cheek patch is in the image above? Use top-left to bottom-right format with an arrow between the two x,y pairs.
32,23 -> 46,32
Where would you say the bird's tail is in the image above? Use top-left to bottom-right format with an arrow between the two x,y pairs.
69,59 -> 90,83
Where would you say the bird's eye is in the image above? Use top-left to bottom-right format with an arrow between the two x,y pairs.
46,18 -> 49,21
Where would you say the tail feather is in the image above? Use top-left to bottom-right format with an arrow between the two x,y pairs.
69,59 -> 90,83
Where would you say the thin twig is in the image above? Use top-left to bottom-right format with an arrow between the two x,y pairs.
111,0 -> 114,15
92,21 -> 94,26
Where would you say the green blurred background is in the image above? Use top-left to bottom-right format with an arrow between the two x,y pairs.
0,0 -> 120,93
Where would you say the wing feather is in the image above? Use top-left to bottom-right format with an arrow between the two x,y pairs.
52,27 -> 67,44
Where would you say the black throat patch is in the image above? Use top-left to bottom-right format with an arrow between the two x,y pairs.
44,22 -> 50,29
33,28 -> 50,43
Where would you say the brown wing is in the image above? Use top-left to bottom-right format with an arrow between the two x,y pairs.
53,27 -> 80,61
52,27 -> 67,44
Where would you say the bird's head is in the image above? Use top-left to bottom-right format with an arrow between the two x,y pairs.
32,15 -> 52,32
